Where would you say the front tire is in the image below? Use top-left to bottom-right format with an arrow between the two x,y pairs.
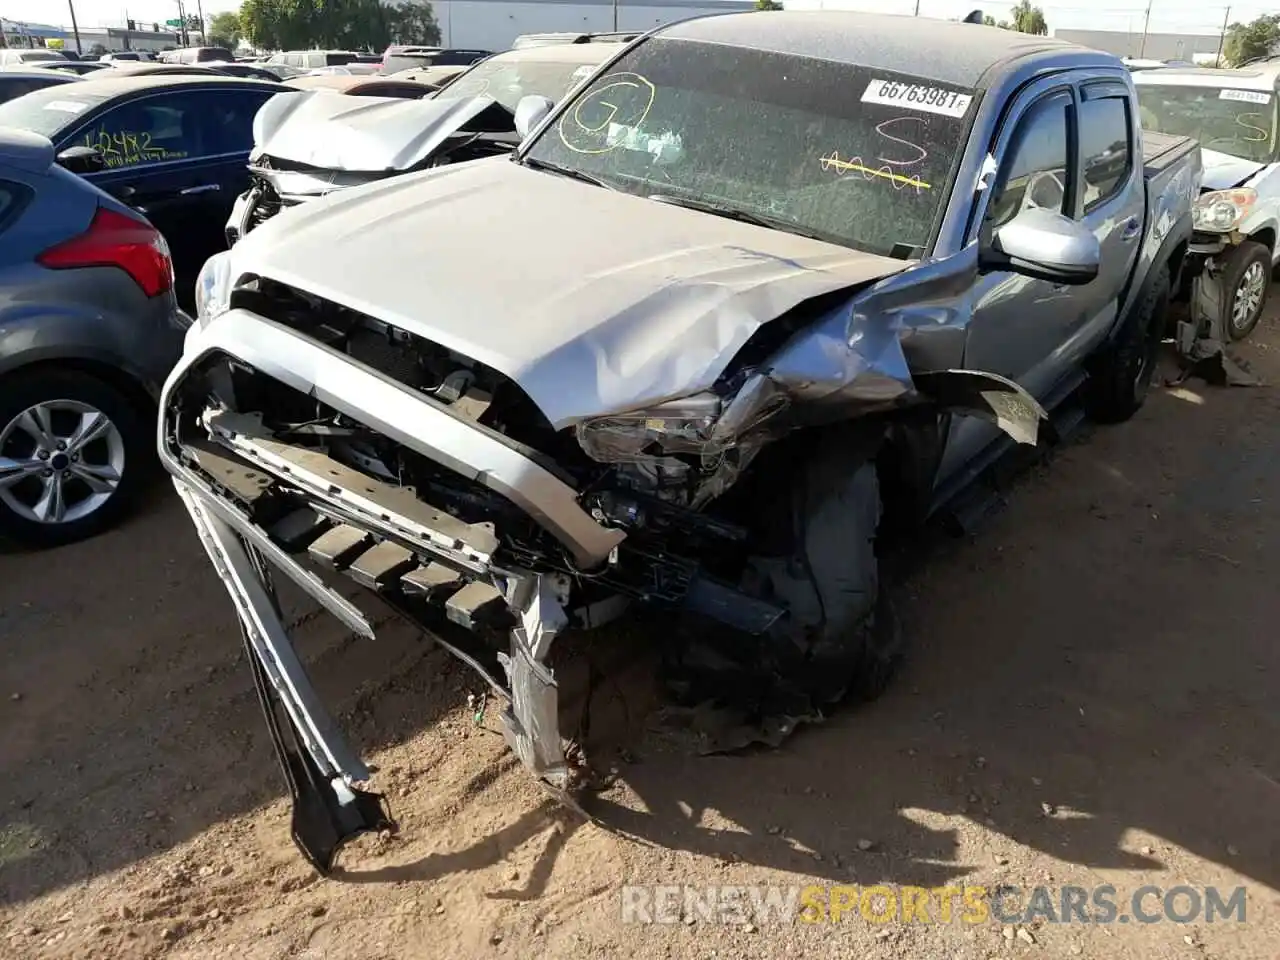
664,441 -> 904,725
0,370 -> 150,548
1221,240 -> 1270,341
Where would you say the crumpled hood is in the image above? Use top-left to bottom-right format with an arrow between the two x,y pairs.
231,158 -> 910,428
1200,148 -> 1268,191
251,90 -> 509,173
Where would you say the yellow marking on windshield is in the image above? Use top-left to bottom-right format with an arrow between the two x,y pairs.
557,73 -> 655,154
820,151 -> 932,190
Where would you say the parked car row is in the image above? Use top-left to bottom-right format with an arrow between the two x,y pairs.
226,40 -> 627,241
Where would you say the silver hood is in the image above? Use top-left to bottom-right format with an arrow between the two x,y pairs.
229,158 -> 910,429
1200,148 -> 1268,191
251,90 -> 507,174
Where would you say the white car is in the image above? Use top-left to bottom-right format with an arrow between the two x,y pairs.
1135,64 -> 1280,339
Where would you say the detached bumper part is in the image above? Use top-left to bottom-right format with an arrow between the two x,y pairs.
177,470 -> 578,867
177,484 -> 392,871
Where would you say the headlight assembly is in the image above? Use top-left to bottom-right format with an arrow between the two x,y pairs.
577,393 -> 725,463
193,250 -> 234,324
1192,188 -> 1257,233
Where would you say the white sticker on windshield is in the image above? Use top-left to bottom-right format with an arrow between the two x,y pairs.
43,99 -> 89,114
861,78 -> 973,118
1220,88 -> 1272,104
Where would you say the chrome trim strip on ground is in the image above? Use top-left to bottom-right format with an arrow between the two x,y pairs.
176,481 -> 371,781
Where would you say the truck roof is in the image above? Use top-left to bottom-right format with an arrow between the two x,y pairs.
661,11 -> 1096,89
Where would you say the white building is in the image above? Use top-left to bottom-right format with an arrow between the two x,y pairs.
430,0 -> 754,50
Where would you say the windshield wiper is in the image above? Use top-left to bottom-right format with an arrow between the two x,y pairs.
646,193 -> 843,245
519,155 -> 615,189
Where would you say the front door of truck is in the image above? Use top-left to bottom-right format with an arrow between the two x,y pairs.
936,79 -> 1083,483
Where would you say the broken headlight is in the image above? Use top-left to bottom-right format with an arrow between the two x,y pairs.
1193,188 -> 1257,233
576,393 -> 725,463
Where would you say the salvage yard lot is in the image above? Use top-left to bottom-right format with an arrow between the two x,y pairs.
2,318 -> 1280,960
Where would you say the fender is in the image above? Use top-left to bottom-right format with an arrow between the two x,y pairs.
0,307 -> 177,398
1108,208 -> 1193,346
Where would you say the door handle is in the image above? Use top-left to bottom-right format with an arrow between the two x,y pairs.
180,183 -> 221,196
1120,215 -> 1142,242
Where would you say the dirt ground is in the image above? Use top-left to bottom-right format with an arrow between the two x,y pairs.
3,315 -> 1280,960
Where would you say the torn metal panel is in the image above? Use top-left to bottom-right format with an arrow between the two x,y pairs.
760,244 -> 979,408
573,244 -> 1042,472
911,370 -> 1047,446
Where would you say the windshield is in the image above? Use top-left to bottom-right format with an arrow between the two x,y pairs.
1137,83 -> 1277,163
0,84 -> 109,139
521,38 -> 974,257
434,54 -> 604,112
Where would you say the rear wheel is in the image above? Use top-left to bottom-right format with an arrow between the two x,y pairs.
0,370 -> 150,548
1086,262 -> 1170,424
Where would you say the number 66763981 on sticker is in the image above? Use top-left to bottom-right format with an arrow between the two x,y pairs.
861,78 -> 974,118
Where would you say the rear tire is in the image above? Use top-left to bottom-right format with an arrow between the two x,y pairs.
0,370 -> 150,548
1086,262 -> 1170,424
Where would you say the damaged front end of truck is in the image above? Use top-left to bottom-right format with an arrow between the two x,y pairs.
160,236 -> 1045,873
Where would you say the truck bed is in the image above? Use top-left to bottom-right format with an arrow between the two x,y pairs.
1143,130 -> 1198,176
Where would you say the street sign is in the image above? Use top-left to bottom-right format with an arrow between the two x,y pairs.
165,18 -> 183,27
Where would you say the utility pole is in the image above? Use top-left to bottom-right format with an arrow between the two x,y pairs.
914,0 -> 921,15
196,0 -> 206,44
612,0 -> 619,32
1138,0 -> 1153,58
67,0 -> 83,55
1216,5 -> 1231,65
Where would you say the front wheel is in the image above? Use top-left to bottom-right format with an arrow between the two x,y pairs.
1221,240 -> 1270,341
0,370 -> 150,548
696,443 -> 904,721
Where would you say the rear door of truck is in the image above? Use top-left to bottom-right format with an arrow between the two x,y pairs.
1065,77 -> 1145,366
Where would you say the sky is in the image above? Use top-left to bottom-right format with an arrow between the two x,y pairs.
3,0 -> 1277,38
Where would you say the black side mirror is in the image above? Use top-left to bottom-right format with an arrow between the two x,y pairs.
55,145 -> 107,175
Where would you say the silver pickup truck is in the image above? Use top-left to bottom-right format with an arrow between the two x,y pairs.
161,12 -> 1201,870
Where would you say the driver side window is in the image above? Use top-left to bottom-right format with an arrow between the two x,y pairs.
988,91 -> 1074,230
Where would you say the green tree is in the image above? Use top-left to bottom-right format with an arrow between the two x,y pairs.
238,0 -> 436,51
239,0 -> 283,50
755,0 -> 784,10
1009,0 -> 1048,34
1223,14 -> 1280,66
388,0 -> 442,43
208,10 -> 242,49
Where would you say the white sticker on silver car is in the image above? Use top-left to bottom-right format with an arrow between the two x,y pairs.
861,79 -> 973,118
43,100 -> 89,113
1219,89 -> 1272,104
